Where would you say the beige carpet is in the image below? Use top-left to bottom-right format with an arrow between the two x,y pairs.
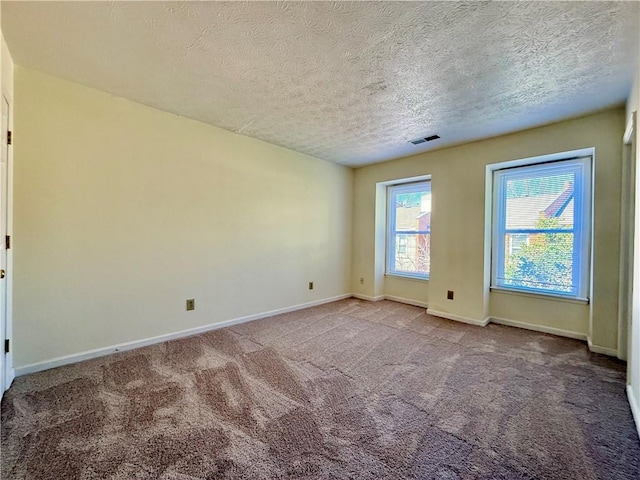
1,298 -> 639,479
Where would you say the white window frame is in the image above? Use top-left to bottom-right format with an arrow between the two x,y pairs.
491,154 -> 592,301
386,180 -> 431,280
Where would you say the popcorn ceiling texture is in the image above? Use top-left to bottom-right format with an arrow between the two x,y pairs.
2,1 -> 638,166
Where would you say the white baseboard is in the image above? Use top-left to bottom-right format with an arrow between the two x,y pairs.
488,317 -> 618,357
13,292 -> 621,377
587,337 -> 619,357
352,293 -> 385,302
426,308 -> 490,327
489,316 -> 588,341
15,293 -> 352,377
352,293 -> 428,309
378,295 -> 428,309
627,385 -> 640,441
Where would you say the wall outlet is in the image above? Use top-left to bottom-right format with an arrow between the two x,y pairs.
360,277 -> 364,285
308,281 -> 314,290
447,290 -> 454,300
186,298 -> 195,311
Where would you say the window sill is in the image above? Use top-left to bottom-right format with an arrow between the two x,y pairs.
490,286 -> 589,305
385,273 -> 429,283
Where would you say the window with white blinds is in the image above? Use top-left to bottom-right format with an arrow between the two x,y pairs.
492,156 -> 592,300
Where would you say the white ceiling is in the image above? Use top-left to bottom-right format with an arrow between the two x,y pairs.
2,1 -> 639,167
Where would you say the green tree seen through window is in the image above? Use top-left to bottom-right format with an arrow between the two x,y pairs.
504,217 -> 573,293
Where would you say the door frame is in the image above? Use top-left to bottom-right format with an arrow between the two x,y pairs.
621,112 -> 637,363
1,93 -> 12,395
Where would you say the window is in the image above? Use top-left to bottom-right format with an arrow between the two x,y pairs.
387,180 -> 431,279
492,156 -> 591,300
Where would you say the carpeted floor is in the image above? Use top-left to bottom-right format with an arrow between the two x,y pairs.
1,298 -> 639,479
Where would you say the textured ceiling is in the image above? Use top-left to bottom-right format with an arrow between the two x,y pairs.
2,1 -> 639,167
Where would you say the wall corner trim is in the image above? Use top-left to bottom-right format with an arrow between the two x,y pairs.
586,337 -> 619,357
627,385 -> 640,441
14,293 -> 352,377
426,308 -> 490,327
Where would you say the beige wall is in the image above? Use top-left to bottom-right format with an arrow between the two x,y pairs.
7,62 -> 633,373
384,276 -> 429,306
13,67 -> 352,368
352,108 -> 625,349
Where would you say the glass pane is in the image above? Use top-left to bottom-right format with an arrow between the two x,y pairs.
492,156 -> 591,298
393,190 -> 431,232
505,172 -> 574,231
502,231 -> 574,293
393,233 -> 430,276
389,181 -> 431,278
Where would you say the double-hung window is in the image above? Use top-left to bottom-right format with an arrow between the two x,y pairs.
492,156 -> 592,300
387,180 -> 431,279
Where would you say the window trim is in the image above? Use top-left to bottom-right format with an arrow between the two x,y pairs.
386,179 -> 431,280
490,153 -> 592,301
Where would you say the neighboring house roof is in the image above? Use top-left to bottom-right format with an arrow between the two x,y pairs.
395,186 -> 573,232
543,183 -> 573,219
506,185 -> 574,230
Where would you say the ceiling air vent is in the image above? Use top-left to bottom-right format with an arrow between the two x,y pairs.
410,134 -> 440,145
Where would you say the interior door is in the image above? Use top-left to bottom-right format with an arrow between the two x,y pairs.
0,95 -> 9,394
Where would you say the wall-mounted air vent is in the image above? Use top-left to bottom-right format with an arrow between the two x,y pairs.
410,134 -> 440,145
